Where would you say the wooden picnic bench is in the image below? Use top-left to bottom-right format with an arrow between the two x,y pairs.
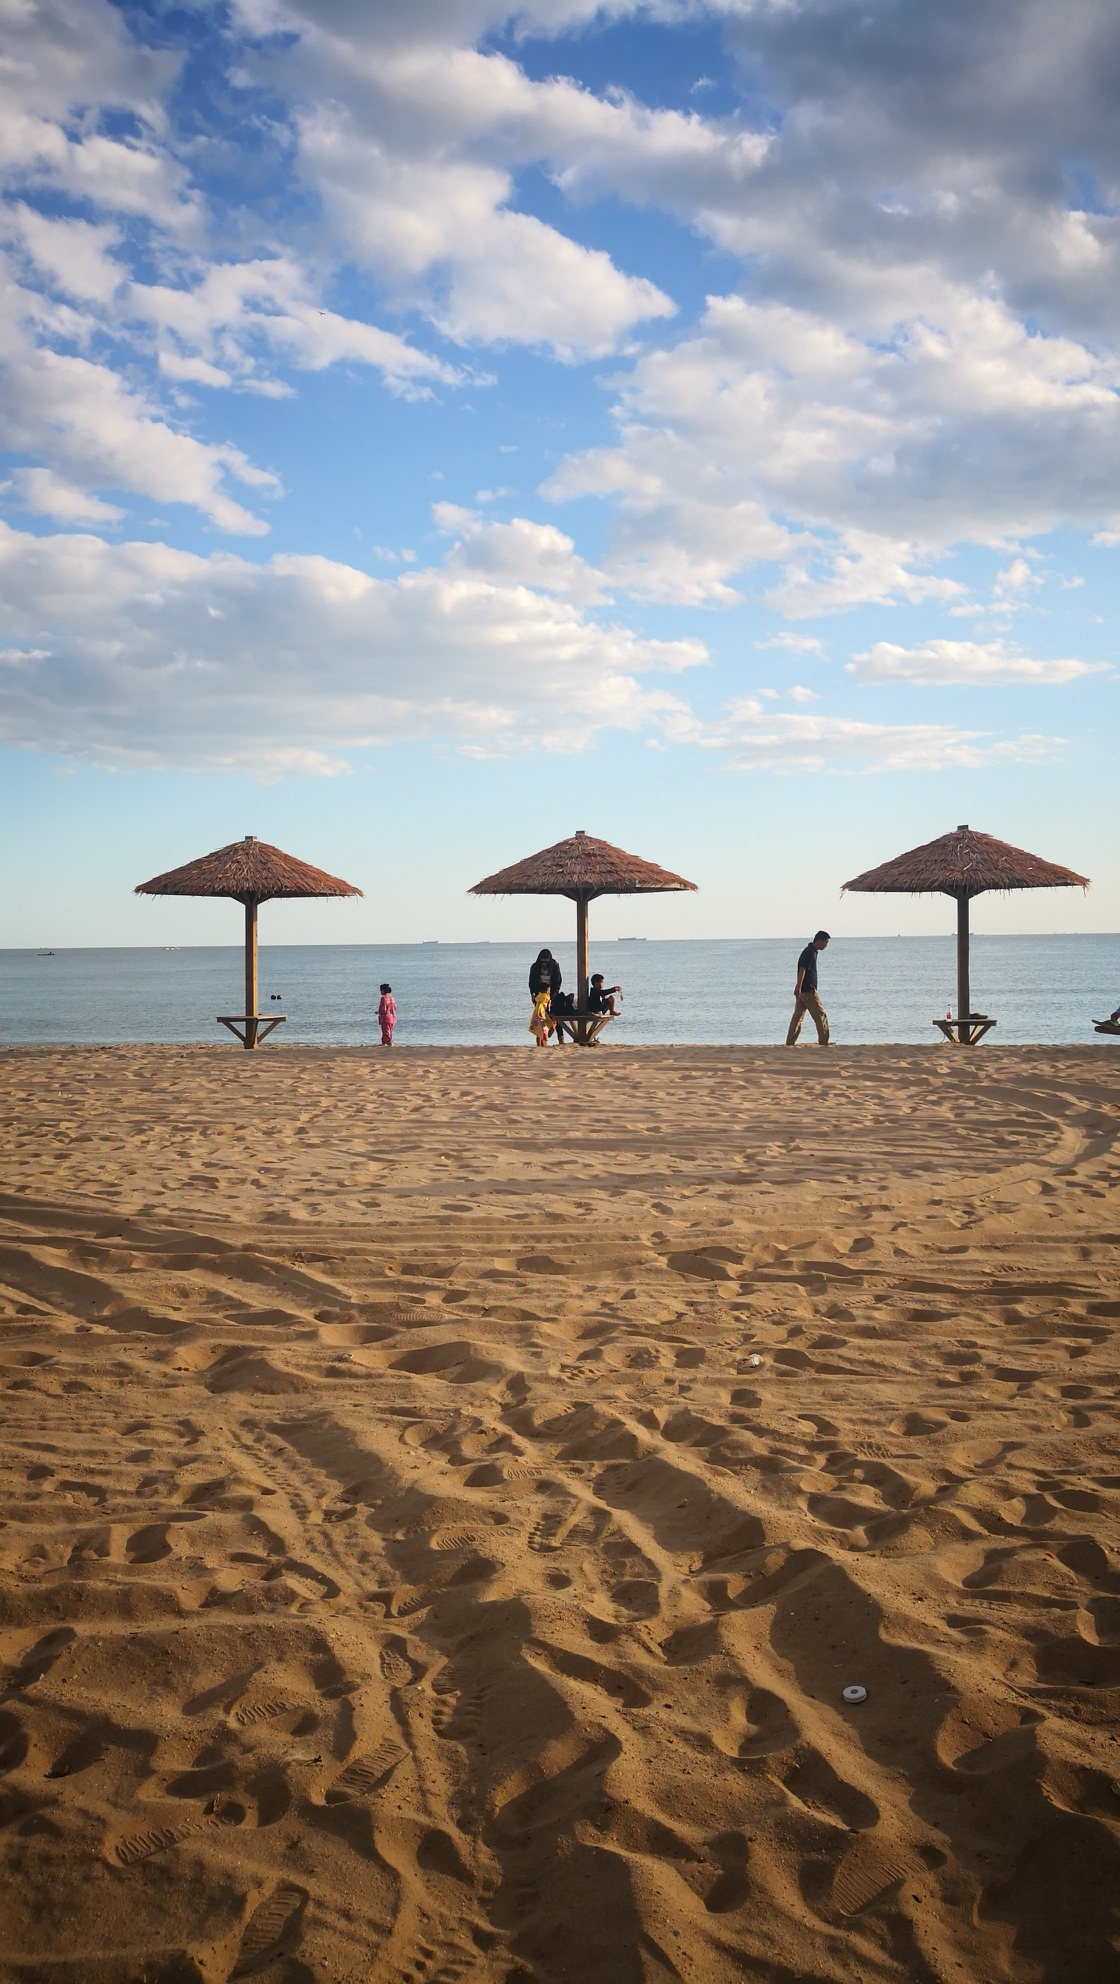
932,1014 -> 996,1045
552,1008 -> 613,1046
217,1013 -> 287,1048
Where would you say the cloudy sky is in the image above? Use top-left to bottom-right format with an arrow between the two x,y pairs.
1,0 -> 1116,946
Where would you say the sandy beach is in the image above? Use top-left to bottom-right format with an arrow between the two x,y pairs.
1,1041 -> 1119,1983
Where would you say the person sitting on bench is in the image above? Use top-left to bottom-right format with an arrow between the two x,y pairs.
587,973 -> 621,1017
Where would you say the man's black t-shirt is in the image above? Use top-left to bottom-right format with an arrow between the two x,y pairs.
797,943 -> 819,996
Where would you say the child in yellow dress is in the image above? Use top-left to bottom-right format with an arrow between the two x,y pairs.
529,987 -> 552,1048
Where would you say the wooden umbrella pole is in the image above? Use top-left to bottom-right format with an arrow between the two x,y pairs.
244,896 -> 259,1050
956,890 -> 970,1042
576,894 -> 589,1012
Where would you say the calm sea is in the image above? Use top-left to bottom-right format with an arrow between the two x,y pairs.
1,936 -> 1117,1048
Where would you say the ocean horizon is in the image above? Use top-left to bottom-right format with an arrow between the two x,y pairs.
2,934 -> 1117,1048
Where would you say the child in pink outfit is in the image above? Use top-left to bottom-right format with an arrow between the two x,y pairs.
377,982 -> 396,1047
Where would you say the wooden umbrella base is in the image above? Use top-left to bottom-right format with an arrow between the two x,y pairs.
217,1014 -> 287,1050
933,1016 -> 996,1045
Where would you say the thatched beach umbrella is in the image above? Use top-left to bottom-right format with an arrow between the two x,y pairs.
843,825 -> 1088,1043
470,829 -> 697,1037
136,836 -> 362,1048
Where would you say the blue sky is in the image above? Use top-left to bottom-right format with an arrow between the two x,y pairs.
1,0 -> 1117,948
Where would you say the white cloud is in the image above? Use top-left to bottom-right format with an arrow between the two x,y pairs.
698,700 -> 1058,775
235,0 -> 1120,597
433,209 -> 674,357
128,256 -> 474,400
847,638 -> 1099,685
7,206 -> 125,305
764,535 -> 970,620
25,132 -> 201,235
219,7 -> 712,356
227,0 -> 1120,394
545,289 -> 1120,609
756,633 -> 825,654
434,504 -> 609,602
294,94 -> 675,357
0,0 -> 200,233
787,684 -> 817,702
705,0 -> 1120,348
0,521 -> 705,773
991,556 -> 1044,607
6,0 -> 1120,623
0,265 -> 279,534
11,467 -> 123,524
0,237 -> 472,531
0,19 -> 483,537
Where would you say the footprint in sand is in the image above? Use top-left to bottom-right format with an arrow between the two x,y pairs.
233,1698 -> 305,1728
524,1639 -> 651,1708
113,1802 -> 244,1866
831,1834 -> 911,1916
703,1831 -> 752,1914
527,1505 -> 567,1552
385,1924 -> 481,1984
229,1882 -> 307,1977
324,1737 -> 406,1802
380,1643 -> 417,1686
735,1687 -> 800,1759
113,1818 -> 197,1866
777,1747 -> 880,1833
891,1410 -> 950,1437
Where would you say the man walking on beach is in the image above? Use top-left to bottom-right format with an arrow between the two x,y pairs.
786,931 -> 831,1046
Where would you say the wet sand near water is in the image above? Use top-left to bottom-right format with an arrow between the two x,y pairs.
1,1043 -> 1119,1983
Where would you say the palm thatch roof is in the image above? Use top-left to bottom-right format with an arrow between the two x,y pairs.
135,836 -> 362,905
470,830 -> 698,902
843,826 -> 1088,899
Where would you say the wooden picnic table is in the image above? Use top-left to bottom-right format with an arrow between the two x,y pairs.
932,1014 -> 996,1045
217,1013 -> 287,1048
552,1008 -> 613,1046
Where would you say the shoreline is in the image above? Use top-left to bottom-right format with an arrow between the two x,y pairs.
2,1037 -> 1116,1052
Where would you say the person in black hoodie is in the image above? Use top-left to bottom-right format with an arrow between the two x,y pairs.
529,949 -> 559,999
529,949 -> 567,1043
